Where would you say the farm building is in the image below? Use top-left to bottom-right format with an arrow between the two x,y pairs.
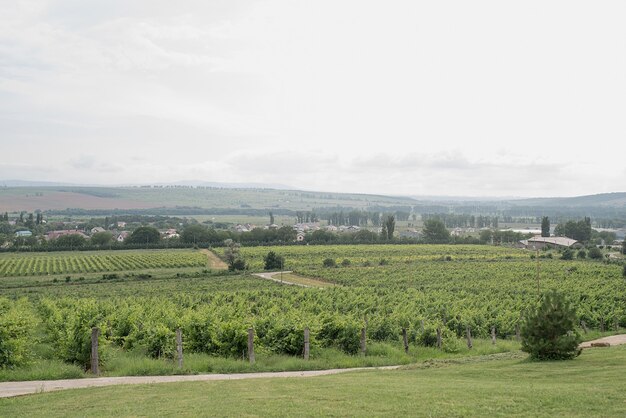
14,230 -> 33,237
520,236 -> 579,250
91,227 -> 106,234
296,232 -> 306,242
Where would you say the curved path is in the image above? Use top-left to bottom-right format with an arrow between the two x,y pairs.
0,366 -> 399,398
579,334 -> 626,349
252,271 -> 308,287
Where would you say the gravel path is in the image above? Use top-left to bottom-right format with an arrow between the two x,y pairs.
0,366 -> 400,398
579,334 -> 626,348
252,271 -> 309,287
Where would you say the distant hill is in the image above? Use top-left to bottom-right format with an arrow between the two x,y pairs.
0,186 -> 419,213
510,193 -> 626,208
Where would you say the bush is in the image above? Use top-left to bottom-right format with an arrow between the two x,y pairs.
143,324 -> 176,358
317,316 -> 361,354
263,251 -> 285,271
340,259 -> 351,267
259,319 -> 304,356
0,298 -> 37,367
322,258 -> 337,268
588,247 -> 603,260
521,291 -> 581,360
576,249 -> 586,259
229,258 -> 247,271
560,249 -> 574,260
417,325 -> 458,351
417,326 -> 438,347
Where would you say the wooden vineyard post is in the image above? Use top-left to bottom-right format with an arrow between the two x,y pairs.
436,327 -> 442,350
91,327 -> 100,375
491,326 -> 496,345
402,328 -> 409,354
466,325 -> 472,349
420,320 -> 425,333
600,318 -> 605,333
614,317 -> 619,332
176,328 -> 183,369
304,327 -> 310,361
581,320 -> 588,334
515,324 -> 521,342
360,327 -> 367,356
248,328 -> 255,364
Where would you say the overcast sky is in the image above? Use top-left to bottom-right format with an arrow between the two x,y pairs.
1,1 -> 625,197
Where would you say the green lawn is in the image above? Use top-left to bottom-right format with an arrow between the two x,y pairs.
2,346 -> 625,417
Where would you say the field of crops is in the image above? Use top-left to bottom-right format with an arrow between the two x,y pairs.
1,244 -> 624,375
0,250 -> 207,277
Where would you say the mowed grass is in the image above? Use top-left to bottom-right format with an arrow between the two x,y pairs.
1,347 -> 625,417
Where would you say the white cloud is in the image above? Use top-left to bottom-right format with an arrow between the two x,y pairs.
1,0 -> 625,196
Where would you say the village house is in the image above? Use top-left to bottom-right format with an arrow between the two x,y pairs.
116,231 -> 130,242
162,228 -> 180,239
296,231 -> 306,242
91,227 -> 106,235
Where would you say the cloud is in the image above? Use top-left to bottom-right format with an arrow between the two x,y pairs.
68,155 -> 120,172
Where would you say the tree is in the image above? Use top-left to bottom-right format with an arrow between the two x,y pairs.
622,239 -> 626,255
380,223 -> 388,240
126,226 -> 161,245
224,239 -> 245,271
541,216 -> 550,237
269,212 -> 275,225
181,224 -> 215,244
588,247 -> 602,260
54,234 -> 86,248
423,219 -> 450,244
91,231 -> 114,246
554,218 -> 591,242
263,251 -> 284,271
322,258 -> 337,268
383,215 -> 395,240
560,248 -> 573,260
521,291 -> 581,360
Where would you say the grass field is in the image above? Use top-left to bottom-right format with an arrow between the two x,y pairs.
1,346 -> 625,417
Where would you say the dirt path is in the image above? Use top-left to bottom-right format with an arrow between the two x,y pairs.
579,334 -> 626,349
253,271 -> 308,287
0,366 -> 400,398
200,249 -> 228,270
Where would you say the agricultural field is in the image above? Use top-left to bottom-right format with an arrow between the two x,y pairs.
0,250 -> 207,277
0,244 -> 624,384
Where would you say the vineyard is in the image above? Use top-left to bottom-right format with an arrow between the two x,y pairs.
0,250 -> 207,277
0,244 -> 624,377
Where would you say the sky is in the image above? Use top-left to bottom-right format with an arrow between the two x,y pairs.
1,0 -> 625,197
